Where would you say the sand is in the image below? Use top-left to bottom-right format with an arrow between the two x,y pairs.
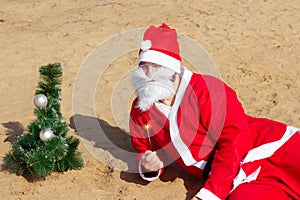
0,0 -> 299,199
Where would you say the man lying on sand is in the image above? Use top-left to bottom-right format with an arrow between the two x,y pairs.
129,23 -> 300,200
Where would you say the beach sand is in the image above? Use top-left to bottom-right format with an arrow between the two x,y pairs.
0,0 -> 299,199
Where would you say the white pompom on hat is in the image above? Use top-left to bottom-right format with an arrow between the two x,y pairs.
138,23 -> 182,73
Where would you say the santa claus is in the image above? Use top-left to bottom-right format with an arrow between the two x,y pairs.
129,23 -> 300,200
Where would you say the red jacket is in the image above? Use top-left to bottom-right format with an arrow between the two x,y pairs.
129,69 -> 299,199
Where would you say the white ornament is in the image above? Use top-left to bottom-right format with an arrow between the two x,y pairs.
140,40 -> 152,51
34,94 -> 48,108
39,128 -> 54,141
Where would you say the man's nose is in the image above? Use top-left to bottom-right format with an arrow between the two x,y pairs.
144,66 -> 155,77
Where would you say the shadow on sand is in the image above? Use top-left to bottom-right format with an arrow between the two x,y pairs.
70,114 -> 204,199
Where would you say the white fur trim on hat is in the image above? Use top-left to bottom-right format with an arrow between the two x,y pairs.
138,50 -> 181,73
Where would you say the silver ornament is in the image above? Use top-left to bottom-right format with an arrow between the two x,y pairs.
39,128 -> 54,141
34,94 -> 48,108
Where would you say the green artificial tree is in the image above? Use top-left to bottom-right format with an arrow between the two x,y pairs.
4,63 -> 84,178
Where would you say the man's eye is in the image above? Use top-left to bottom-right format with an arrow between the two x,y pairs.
152,65 -> 161,69
139,65 -> 148,69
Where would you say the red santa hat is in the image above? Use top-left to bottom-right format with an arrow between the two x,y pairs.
138,23 -> 182,73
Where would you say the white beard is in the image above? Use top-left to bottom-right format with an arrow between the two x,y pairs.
131,67 -> 176,111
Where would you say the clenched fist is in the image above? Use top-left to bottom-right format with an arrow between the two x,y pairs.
141,150 -> 163,172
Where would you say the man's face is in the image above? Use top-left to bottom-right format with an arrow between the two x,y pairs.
139,62 -> 161,78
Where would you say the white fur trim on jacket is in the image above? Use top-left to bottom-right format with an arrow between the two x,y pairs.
167,68 -> 207,170
231,166 -> 261,192
196,188 -> 221,200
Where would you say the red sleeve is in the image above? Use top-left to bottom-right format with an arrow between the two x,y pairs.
129,98 -> 151,164
195,76 -> 253,200
129,98 -> 166,179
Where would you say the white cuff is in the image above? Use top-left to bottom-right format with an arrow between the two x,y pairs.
138,158 -> 161,182
196,188 -> 221,200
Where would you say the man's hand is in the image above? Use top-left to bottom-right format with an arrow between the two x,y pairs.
141,150 -> 163,172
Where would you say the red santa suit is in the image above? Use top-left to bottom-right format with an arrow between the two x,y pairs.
129,68 -> 300,200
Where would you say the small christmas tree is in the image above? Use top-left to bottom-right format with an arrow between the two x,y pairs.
3,63 -> 84,178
